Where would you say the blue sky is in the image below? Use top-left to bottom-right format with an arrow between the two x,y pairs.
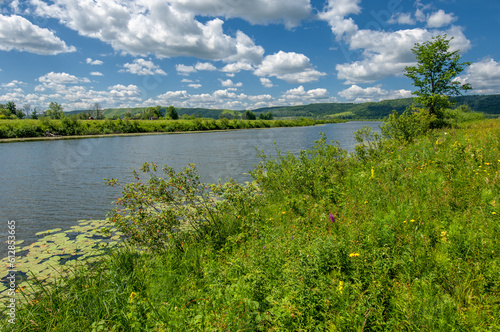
0,0 -> 499,111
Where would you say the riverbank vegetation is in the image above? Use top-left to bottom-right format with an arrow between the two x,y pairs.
0,117 -> 340,140
3,36 -> 499,330
4,111 -> 499,330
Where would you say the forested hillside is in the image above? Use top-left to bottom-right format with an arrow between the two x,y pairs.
68,94 -> 500,120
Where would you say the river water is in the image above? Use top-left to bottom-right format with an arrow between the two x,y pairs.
0,121 -> 381,253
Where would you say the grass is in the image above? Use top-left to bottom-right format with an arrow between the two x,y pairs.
2,119 -> 500,331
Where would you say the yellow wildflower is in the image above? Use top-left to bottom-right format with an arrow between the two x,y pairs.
129,292 -> 137,303
441,230 -> 448,243
349,252 -> 360,257
370,168 -> 375,179
338,281 -> 344,294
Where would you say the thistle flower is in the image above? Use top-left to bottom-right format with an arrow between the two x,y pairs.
329,213 -> 335,223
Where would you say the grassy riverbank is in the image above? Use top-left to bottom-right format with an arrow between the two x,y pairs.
3,119 -> 500,331
0,118 -> 341,140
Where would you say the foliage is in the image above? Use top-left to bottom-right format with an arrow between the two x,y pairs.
405,35 -> 472,119
258,111 -> 273,120
380,107 -> 435,142
42,102 -> 65,119
106,163 -> 261,254
166,105 -> 179,120
243,110 -> 256,120
442,104 -> 485,127
0,118 -> 332,139
6,119 -> 500,331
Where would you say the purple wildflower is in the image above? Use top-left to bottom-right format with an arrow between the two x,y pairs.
329,213 -> 335,223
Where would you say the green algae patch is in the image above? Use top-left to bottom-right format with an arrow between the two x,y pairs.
0,219 -> 121,302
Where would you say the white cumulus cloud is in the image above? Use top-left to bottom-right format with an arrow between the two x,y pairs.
336,26 -> 471,84
279,85 -> 334,105
260,78 -> 274,88
30,0 -> 264,63
86,58 -> 103,65
176,64 -> 196,76
169,0 -> 312,28
255,51 -> 326,83
220,79 -> 243,88
457,58 -> 500,95
120,59 -> 166,76
0,14 -> 75,55
318,0 -> 361,40
195,62 -> 217,71
338,84 -> 412,103
38,72 -> 90,84
426,10 -> 456,28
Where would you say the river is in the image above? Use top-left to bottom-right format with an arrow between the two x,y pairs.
0,121 -> 381,253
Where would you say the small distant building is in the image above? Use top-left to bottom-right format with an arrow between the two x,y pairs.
149,116 -> 158,120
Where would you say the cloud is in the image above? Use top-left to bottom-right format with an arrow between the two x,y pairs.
220,79 -> 243,88
318,0 -> 361,40
336,26 -> 471,84
195,62 -> 217,71
176,64 -> 196,75
254,51 -> 326,83
279,85 -> 335,105
338,84 -> 412,103
90,72 -> 103,76
7,80 -> 144,111
260,78 -> 274,88
38,72 -> 90,84
426,10 -> 456,28
188,84 -> 202,89
107,84 -> 142,100
457,58 -> 500,95
0,14 -> 75,55
30,0 -> 264,63
120,59 -> 167,76
388,13 -> 416,25
2,80 -> 26,88
169,0 -> 312,28
221,62 -> 254,76
86,58 -> 103,65
145,89 -> 261,109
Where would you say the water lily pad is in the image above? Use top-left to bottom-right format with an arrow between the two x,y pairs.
35,228 -> 62,236
0,218 -> 123,303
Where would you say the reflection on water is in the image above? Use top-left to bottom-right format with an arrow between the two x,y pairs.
0,122 -> 380,253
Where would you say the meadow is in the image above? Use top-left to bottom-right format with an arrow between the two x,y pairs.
2,116 -> 499,331
0,117 -> 337,140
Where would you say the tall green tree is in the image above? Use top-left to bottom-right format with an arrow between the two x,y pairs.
44,102 -> 65,119
166,106 -> 179,120
404,35 -> 472,118
243,110 -> 256,120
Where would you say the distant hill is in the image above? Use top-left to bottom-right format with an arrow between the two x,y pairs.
68,94 -> 500,120
253,94 -> 500,119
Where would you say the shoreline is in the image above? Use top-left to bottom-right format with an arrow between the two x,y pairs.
0,121 -> 338,144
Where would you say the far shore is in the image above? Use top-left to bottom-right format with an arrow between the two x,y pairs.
0,121 -> 341,144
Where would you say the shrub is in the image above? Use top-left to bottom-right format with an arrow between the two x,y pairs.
381,107 -> 434,142
106,163 -> 261,254
442,104 -> 485,127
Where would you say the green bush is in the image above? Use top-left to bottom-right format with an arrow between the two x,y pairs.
443,104 -> 485,127
381,107 -> 434,142
106,163 -> 261,254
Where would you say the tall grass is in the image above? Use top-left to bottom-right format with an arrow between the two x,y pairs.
3,119 -> 500,331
